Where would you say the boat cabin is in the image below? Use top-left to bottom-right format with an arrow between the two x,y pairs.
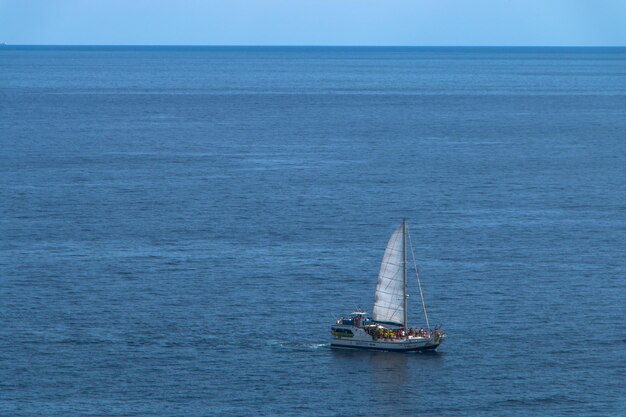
336,311 -> 371,327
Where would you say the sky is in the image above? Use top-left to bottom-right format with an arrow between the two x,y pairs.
1,0 -> 626,46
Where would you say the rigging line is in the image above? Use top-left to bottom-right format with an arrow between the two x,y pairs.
407,223 -> 431,331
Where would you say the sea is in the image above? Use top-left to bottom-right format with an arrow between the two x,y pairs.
1,46 -> 625,416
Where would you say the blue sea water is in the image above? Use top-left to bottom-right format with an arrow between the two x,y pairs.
1,46 -> 625,416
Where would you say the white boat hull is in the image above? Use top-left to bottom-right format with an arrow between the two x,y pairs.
331,338 -> 441,352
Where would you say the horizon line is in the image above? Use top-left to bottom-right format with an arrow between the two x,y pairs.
2,44 -> 626,48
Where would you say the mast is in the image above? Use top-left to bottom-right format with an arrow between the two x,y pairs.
403,218 -> 408,330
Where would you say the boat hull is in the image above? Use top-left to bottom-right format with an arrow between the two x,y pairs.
330,337 -> 442,352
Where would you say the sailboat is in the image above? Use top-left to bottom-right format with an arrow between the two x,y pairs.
330,219 -> 445,351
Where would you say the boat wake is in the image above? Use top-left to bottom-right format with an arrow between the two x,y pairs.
308,343 -> 330,349
266,339 -> 330,351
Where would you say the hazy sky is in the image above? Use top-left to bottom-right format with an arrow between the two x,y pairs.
1,0 -> 625,46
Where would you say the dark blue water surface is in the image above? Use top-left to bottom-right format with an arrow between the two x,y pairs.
1,46 -> 626,416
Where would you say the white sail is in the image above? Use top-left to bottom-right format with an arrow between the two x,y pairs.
372,224 -> 405,325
